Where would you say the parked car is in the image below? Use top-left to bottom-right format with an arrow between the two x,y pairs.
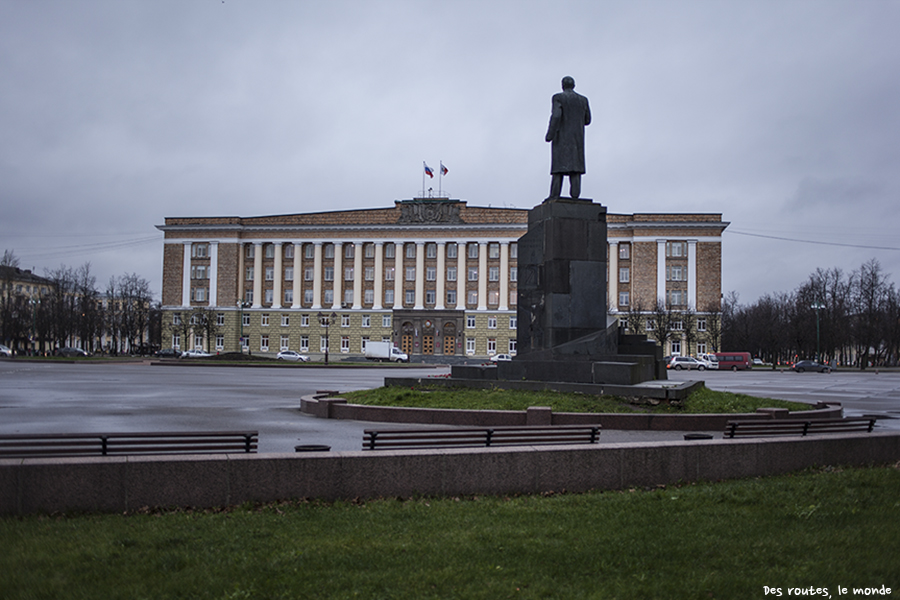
752,357 -> 765,366
696,353 -> 719,370
180,349 -> 212,358
791,360 -> 831,373
58,347 -> 89,357
155,348 -> 179,359
276,350 -> 310,362
489,354 -> 513,362
667,356 -> 706,370
0,344 -> 12,358
715,352 -> 752,371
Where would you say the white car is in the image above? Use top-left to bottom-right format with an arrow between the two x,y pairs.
0,344 -> 12,358
180,349 -> 212,358
667,356 -> 706,371
276,350 -> 310,362
490,354 -> 513,362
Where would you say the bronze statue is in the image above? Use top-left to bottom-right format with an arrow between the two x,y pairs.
545,76 -> 591,199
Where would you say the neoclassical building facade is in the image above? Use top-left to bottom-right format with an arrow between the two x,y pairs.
156,198 -> 728,359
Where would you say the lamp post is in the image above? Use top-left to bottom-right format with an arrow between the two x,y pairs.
317,311 -> 336,364
237,300 -> 250,354
811,302 -> 825,363
29,297 -> 40,356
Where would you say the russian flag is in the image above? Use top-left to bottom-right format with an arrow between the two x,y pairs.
424,162 -> 434,178
440,162 -> 448,176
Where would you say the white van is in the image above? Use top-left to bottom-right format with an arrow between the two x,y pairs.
697,353 -> 719,370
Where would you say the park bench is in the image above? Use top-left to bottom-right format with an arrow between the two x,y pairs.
0,431 -> 258,458
723,418 -> 876,439
362,425 -> 600,451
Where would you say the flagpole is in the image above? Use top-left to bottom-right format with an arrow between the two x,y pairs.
422,161 -> 425,198
438,160 -> 443,197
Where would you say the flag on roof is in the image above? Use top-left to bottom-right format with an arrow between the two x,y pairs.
424,162 -> 434,178
440,162 -> 448,176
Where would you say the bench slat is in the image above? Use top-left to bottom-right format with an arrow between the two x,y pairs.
363,426 -> 600,450
0,432 -> 259,458
724,418 -> 875,438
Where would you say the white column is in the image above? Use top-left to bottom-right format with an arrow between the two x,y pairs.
435,242 -> 446,310
312,242 -> 323,310
273,243 -> 283,309
499,241 -> 509,311
414,242 -> 425,310
657,240 -> 667,308
477,242 -> 488,311
608,241 -> 618,312
332,243 -> 342,309
373,242 -> 384,310
394,243 -> 404,308
252,243 -> 263,308
457,241 -> 466,309
208,242 -> 219,307
688,240 -> 697,310
353,242 -> 363,309
181,242 -> 192,307
291,243 -> 302,308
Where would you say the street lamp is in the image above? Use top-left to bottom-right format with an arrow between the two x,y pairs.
237,300 -> 251,354
317,311 -> 337,364
811,302 -> 825,363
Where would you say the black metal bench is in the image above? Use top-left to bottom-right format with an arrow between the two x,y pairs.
723,418 -> 876,438
0,431 -> 259,458
363,425 -> 600,451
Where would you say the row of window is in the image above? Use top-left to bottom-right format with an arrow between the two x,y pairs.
224,287 -> 519,309
174,333 -> 518,356
614,265 -> 688,284
617,317 -> 709,332
174,312 -> 518,330
616,289 -> 691,307
235,265 -> 519,283
228,241 -> 520,261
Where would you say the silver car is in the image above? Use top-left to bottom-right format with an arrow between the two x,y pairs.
667,356 -> 706,371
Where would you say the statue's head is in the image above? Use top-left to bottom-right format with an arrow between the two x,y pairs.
561,76 -> 575,90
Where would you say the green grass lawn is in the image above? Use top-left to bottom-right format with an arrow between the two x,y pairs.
2,465 -> 898,599
342,384 -> 811,414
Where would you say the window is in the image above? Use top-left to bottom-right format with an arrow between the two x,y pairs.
468,267 -> 478,281
301,314 -> 310,327
384,289 -> 394,306
489,243 -> 500,259
303,289 -> 314,304
364,289 -> 374,304
619,244 -> 630,260
406,244 -> 415,259
345,267 -> 354,281
281,335 -> 290,352
447,290 -> 457,306
324,244 -> 335,259
242,313 -> 250,327
305,244 -> 314,259
619,267 -> 630,283
284,289 -> 293,304
467,290 -> 478,305
245,290 -> 253,304
671,321 -> 684,331
488,267 -> 499,282
510,267 -> 517,282
191,265 -> 208,279
284,267 -> 293,282
671,340 -> 681,355
666,266 -> 685,282
265,267 -> 274,281
384,243 -> 395,259
646,319 -> 656,331
260,335 -> 269,352
426,267 -> 436,281
304,267 -> 314,281
385,267 -> 395,281
466,338 -> 476,355
697,342 -> 707,354
345,288 -> 355,305
216,335 -> 224,351
405,267 -> 415,281
341,336 -> 350,353
405,290 -> 415,305
172,333 -> 180,349
447,267 -> 457,282
365,267 -> 375,281
345,244 -> 354,259
666,289 -> 685,306
447,243 -> 458,259
666,241 -> 688,258
285,245 -> 294,259
300,335 -> 309,352
323,290 -> 334,305
488,316 -> 497,329
261,313 -> 269,326
382,314 -> 392,328
191,243 -> 209,258
426,243 -> 436,258
364,244 -> 375,258
194,334 -> 203,349
361,336 -> 369,352
619,291 -> 630,306
509,339 -> 517,355
425,290 -> 436,305
245,267 -> 254,281
281,314 -> 290,326
341,315 -> 350,327
510,243 -> 518,258
467,315 -> 476,328
320,336 -> 328,353
264,289 -> 273,305
468,243 -> 478,259
488,290 -> 499,305
324,267 -> 334,282
191,287 -> 207,302
216,313 -> 225,326
265,245 -> 275,259
246,245 -> 255,259
361,314 -> 371,328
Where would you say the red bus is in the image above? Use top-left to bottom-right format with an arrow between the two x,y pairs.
714,352 -> 752,371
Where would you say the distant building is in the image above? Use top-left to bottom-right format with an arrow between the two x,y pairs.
0,266 -> 53,353
156,198 -> 728,358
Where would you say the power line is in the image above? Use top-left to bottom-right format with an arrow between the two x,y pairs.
726,229 -> 900,251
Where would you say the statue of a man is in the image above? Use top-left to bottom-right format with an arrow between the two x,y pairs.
545,76 -> 591,199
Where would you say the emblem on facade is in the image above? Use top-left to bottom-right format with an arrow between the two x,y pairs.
398,200 -> 464,224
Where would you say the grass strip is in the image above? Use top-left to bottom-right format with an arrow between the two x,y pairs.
1,465 -> 898,599
342,384 -> 810,414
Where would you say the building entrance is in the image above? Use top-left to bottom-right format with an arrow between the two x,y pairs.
442,322 -> 457,355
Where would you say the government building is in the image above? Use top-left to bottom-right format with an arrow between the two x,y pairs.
156,198 -> 728,359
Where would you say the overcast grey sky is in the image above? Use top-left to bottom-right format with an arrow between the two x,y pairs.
2,0 -> 898,304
